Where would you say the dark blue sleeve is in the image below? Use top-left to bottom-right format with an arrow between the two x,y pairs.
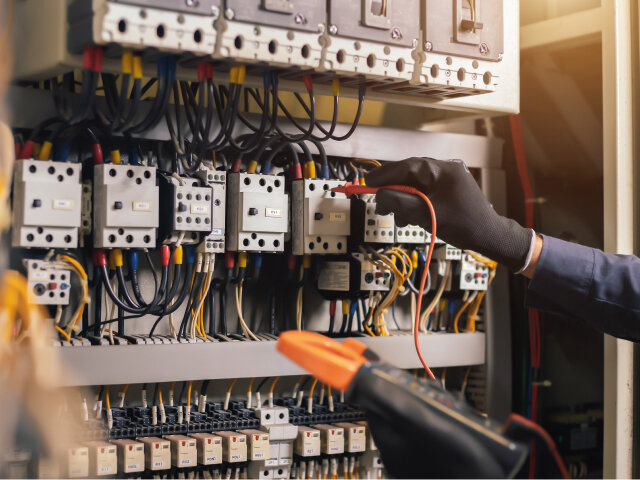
526,234 -> 640,342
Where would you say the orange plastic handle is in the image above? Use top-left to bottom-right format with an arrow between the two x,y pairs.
277,331 -> 368,391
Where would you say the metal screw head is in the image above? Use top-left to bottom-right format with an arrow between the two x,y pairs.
185,0 -> 199,7
390,27 -> 402,40
425,41 -> 433,52
328,24 -> 338,35
479,42 -> 489,55
294,13 -> 307,25
382,60 -> 389,67
225,7 -> 235,20
210,5 -> 220,19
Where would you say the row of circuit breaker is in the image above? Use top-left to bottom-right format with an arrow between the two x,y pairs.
57,0 -> 504,98
12,160 -> 436,253
33,405 -> 381,479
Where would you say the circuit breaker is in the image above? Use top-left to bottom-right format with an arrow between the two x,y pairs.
226,173 -> 289,253
216,0 -> 325,69
349,197 -> 395,249
25,260 -> 71,306
67,0 -> 219,56
459,252 -> 489,291
197,166 -> 226,253
291,179 -> 350,255
324,0 -> 421,83
93,164 -> 159,249
158,174 -> 214,245
352,253 -> 391,292
11,159 -> 82,249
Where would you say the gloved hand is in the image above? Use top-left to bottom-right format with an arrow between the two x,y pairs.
365,157 -> 534,272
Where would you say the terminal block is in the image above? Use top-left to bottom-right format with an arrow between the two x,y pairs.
93,164 -> 159,249
84,441 -> 117,477
67,0 -> 219,56
197,166 -> 226,253
226,173 -> 289,253
25,259 -> 71,306
459,253 -> 490,291
291,179 -> 350,255
138,437 -> 171,471
159,174 -> 214,245
395,224 -> 428,244
257,406 -> 298,471
111,439 -> 144,474
11,159 -> 82,249
215,0 -> 325,69
316,254 -> 390,300
349,196 -> 394,249
324,0 -> 421,84
435,244 -> 463,262
190,433 -> 223,466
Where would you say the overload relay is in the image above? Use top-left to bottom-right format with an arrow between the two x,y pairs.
93,164 -> 159,248
25,259 -> 71,306
12,159 -> 82,249
197,165 -> 227,253
459,253 -> 490,291
291,179 -> 351,255
316,254 -> 390,300
226,173 -> 289,253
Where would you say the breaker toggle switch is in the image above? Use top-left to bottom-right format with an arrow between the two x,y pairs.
248,207 -> 259,216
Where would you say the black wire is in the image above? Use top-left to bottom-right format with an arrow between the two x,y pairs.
208,287 -> 216,336
93,269 -> 103,336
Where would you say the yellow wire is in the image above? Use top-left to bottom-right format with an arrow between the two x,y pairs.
308,378 -> 319,399
55,325 -> 70,342
247,377 -> 255,393
120,384 -> 130,394
105,386 -> 111,410
227,378 -> 238,394
158,385 -> 163,405
453,294 -> 477,334
187,381 -> 193,405
269,377 -> 280,394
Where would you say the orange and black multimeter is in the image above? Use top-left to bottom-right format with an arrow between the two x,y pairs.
277,331 -> 569,479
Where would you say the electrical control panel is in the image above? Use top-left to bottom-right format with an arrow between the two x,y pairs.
11,159 -> 82,249
349,197 -> 395,249
216,0 -> 325,69
25,260 -> 71,306
459,252 -> 490,291
197,166 -> 226,253
158,174 -> 214,245
226,173 -> 289,253
324,0 -> 421,83
191,433 -> 223,466
93,164 -> 159,249
67,0 -> 220,56
291,179 -> 350,255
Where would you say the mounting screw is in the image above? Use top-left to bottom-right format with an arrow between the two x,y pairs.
383,60 -> 389,67
479,42 -> 489,55
498,53 -> 503,60
225,8 -> 235,20
185,0 -> 199,7
210,5 -> 220,19
294,13 -> 307,25
424,41 -> 433,52
328,24 -> 338,35
390,27 -> 402,40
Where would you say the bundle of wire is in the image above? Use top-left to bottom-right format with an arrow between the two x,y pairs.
332,183 -> 437,379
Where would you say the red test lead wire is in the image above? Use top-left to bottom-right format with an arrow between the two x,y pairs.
331,183 -> 437,380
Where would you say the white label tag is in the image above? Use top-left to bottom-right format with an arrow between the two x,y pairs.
329,446 -> 341,453
30,270 -> 47,281
133,201 -> 152,212
230,454 -> 242,461
126,464 -> 140,472
191,204 -> 209,214
153,460 -> 167,469
265,207 -> 282,218
305,449 -> 318,455
317,261 -> 350,292
253,452 -> 265,459
329,212 -> 346,222
179,458 -> 193,466
265,459 -> 277,467
52,199 -> 73,210
210,228 -> 223,235
98,465 -> 114,474
205,456 -> 219,464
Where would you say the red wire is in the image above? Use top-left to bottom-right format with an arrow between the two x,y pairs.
506,413 -> 570,479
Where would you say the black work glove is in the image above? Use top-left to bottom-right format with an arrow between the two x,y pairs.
366,157 -> 533,272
